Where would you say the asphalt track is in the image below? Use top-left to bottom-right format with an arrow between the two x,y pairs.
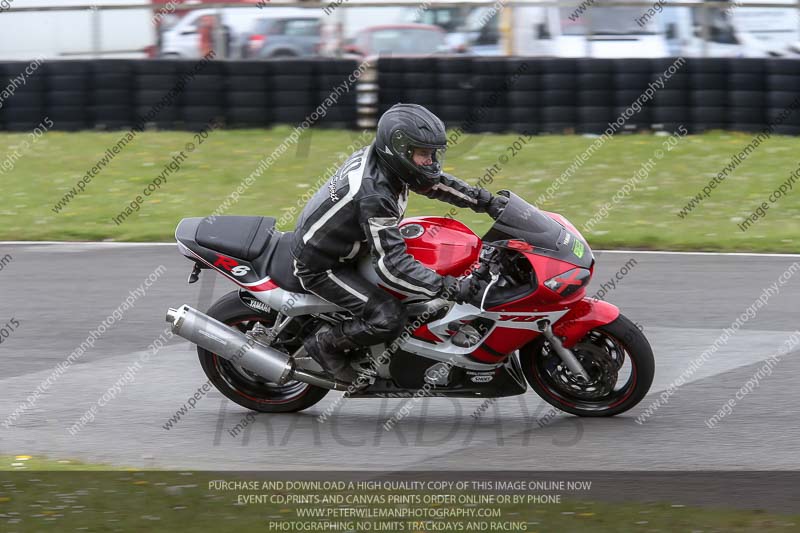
1,243 -> 799,475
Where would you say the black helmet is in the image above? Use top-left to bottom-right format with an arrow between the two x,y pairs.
375,103 -> 447,193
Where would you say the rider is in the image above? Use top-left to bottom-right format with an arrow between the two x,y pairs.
291,103 -> 508,382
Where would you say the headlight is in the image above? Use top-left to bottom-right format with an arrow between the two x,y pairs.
543,268 -> 591,297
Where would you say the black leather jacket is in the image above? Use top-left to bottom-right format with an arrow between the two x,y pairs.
291,143 -> 493,297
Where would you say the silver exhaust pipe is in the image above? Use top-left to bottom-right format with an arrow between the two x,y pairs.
166,305 -> 352,391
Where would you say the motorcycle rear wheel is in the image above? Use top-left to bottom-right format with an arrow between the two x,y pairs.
521,313 -> 654,417
198,291 -> 329,413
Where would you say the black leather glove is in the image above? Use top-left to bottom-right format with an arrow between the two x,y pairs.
486,194 -> 508,220
470,260 -> 492,283
440,275 -> 487,305
474,187 -> 492,208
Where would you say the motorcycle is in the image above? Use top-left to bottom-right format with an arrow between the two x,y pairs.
166,190 -> 654,417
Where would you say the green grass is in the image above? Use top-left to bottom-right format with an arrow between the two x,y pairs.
0,454 -> 127,471
1,456 -> 798,532
1,127 -> 799,251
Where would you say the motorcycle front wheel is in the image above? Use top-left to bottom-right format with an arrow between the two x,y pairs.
520,313 -> 654,417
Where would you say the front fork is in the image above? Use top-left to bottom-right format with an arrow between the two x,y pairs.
537,319 -> 590,381
540,297 -> 622,381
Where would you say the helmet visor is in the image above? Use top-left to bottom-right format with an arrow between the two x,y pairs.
408,144 -> 446,178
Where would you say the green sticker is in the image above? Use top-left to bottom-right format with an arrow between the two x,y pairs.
572,239 -> 585,258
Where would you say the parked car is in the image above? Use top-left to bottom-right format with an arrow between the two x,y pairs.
159,7 -> 314,59
242,16 -> 322,58
344,24 -> 452,58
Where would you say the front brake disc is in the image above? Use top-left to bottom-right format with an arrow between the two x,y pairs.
547,341 -> 618,400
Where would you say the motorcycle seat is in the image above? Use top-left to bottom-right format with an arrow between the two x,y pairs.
196,215 -> 277,261
187,216 -> 307,295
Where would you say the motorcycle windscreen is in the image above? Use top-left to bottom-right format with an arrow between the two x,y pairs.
482,191 -> 563,251
482,190 -> 593,269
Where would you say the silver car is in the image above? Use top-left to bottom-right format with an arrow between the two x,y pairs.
243,17 -> 322,59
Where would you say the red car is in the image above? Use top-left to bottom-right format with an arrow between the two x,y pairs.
344,24 -> 452,58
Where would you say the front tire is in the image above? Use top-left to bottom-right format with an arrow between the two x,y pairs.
198,291 -> 329,413
521,314 -> 654,417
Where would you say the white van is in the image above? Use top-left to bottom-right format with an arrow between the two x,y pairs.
441,4 -> 671,57
732,2 -> 800,56
662,0 -> 800,57
513,5 -> 670,57
0,0 -> 154,60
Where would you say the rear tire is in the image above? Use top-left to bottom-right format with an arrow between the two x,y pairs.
521,314 -> 654,417
198,291 -> 329,413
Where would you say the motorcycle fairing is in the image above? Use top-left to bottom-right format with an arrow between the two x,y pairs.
347,350 -> 528,398
399,302 -> 570,368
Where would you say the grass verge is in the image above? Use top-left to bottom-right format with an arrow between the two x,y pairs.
0,456 -> 798,532
1,128 -> 799,251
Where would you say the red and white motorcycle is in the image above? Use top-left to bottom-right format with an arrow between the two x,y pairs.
167,191 -> 654,417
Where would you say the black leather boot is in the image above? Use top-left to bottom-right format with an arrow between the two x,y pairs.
303,324 -> 360,383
